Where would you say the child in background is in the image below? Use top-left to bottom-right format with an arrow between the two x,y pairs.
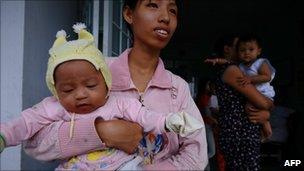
196,80 -> 217,170
204,33 -> 275,141
196,80 -> 219,171
236,33 -> 275,140
0,23 -> 203,170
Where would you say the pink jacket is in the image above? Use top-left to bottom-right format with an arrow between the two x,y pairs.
0,96 -> 166,146
1,95 -> 170,170
23,49 -> 208,170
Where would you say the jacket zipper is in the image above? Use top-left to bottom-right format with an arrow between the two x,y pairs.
138,92 -> 144,106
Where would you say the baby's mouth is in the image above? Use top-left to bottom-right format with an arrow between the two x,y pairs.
76,103 -> 92,110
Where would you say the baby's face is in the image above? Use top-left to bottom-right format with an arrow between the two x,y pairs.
54,60 -> 108,114
238,40 -> 261,66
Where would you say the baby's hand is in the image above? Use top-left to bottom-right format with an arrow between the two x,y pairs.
203,115 -> 218,126
236,75 -> 252,87
165,112 -> 204,137
0,135 -> 5,153
261,122 -> 272,142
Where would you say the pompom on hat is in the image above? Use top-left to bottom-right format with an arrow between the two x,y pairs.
46,23 -> 112,98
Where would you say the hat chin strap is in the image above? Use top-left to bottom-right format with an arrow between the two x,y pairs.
69,113 -> 76,140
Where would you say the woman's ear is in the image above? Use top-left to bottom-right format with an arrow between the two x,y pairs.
223,45 -> 231,54
123,6 -> 133,25
257,48 -> 262,56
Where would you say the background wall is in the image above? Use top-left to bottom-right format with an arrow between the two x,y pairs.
1,1 -> 79,170
1,1 -> 25,170
21,1 -> 79,170
162,1 -> 303,98
162,0 -> 304,164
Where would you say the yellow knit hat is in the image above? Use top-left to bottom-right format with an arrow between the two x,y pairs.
46,23 -> 112,98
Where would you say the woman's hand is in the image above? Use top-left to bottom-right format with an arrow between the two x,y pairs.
245,106 -> 270,124
204,58 -> 219,65
204,58 -> 229,65
95,119 -> 143,154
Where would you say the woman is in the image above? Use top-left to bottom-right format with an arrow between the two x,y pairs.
24,0 -> 208,170
207,34 -> 273,170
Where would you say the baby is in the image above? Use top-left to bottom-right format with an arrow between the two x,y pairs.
236,33 -> 275,140
0,23 -> 203,170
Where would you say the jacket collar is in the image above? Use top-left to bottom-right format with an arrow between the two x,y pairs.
110,48 -> 172,91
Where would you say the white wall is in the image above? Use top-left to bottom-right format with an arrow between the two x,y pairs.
1,1 -> 79,170
21,1 -> 79,170
0,1 -> 25,170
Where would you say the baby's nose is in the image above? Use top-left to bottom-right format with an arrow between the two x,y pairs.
75,88 -> 88,99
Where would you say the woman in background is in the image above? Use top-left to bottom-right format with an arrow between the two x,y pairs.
206,33 -> 273,170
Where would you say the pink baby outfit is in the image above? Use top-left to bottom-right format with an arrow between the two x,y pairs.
1,95 -> 167,170
23,49 -> 208,170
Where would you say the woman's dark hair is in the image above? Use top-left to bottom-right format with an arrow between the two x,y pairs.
213,33 -> 238,57
236,33 -> 262,51
123,0 -> 182,45
123,0 -> 138,11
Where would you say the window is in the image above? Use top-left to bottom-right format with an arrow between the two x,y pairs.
83,0 -> 131,57
110,0 -> 131,56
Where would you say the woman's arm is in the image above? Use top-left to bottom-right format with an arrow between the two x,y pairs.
95,119 -> 143,154
222,65 -> 273,110
24,117 -> 143,160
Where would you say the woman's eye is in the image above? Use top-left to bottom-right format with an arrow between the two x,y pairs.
147,3 -> 158,8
